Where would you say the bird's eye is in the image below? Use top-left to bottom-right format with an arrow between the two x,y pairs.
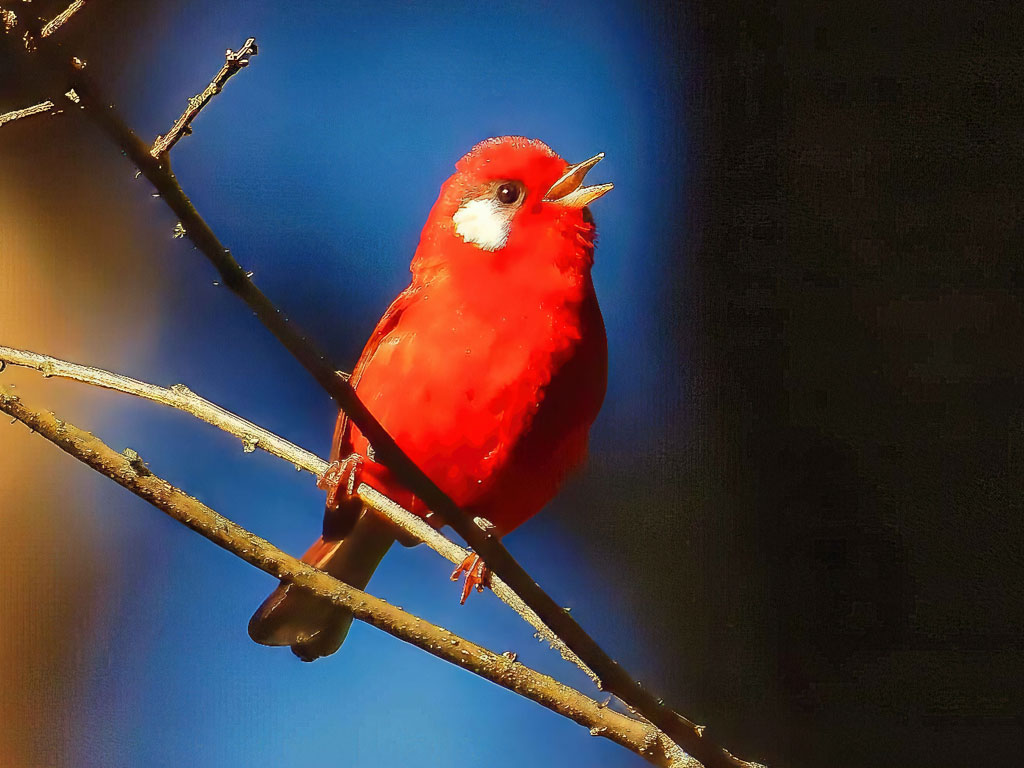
496,182 -> 522,205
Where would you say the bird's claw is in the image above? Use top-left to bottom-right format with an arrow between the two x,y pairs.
450,553 -> 492,604
316,453 -> 363,508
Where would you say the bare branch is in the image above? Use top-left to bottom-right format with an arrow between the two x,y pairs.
40,0 -> 86,39
0,344 -> 599,685
0,387 -> 696,768
150,37 -> 257,158
0,345 -> 323,472
0,99 -> 54,127
354,484 -> 599,684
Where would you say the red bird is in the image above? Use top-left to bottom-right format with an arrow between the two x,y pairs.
249,136 -> 611,661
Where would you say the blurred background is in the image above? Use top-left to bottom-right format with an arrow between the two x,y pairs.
0,1 -> 1020,766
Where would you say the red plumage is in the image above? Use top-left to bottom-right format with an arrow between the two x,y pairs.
249,136 -> 610,660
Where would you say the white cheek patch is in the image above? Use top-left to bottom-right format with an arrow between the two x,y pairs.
452,198 -> 512,251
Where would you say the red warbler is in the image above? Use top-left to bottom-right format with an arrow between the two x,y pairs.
249,136 -> 612,661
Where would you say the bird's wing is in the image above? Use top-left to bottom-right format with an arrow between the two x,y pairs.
328,282 -> 422,464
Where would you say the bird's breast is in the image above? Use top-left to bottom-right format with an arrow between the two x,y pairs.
354,265 -> 591,496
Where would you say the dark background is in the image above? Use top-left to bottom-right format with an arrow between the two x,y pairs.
656,1 -> 1023,765
1,2 -> 1021,767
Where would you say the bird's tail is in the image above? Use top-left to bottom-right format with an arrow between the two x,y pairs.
248,508 -> 394,661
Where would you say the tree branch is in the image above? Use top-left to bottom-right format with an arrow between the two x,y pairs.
0,386 -> 696,768
0,0 -> 88,44
0,343 -> 597,685
150,37 -> 257,158
40,0 -> 87,39
0,27 -> 762,767
0,99 -> 55,127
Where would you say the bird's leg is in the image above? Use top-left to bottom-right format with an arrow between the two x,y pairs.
450,552 -> 492,604
316,453 -> 363,509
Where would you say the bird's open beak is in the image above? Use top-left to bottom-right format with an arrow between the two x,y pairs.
544,152 -> 614,208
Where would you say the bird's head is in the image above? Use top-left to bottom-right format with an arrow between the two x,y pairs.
413,136 -> 612,277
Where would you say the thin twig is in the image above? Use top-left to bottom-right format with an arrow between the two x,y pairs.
0,99 -> 54,127
40,0 -> 86,39
1,31 -> 759,767
0,344 -> 599,685
150,37 -> 257,158
0,387 -> 696,768
0,345 -> 323,472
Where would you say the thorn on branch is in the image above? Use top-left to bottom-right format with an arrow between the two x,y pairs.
150,37 -> 258,158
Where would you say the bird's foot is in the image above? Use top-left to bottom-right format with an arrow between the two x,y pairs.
450,552 -> 492,605
316,453 -> 363,508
